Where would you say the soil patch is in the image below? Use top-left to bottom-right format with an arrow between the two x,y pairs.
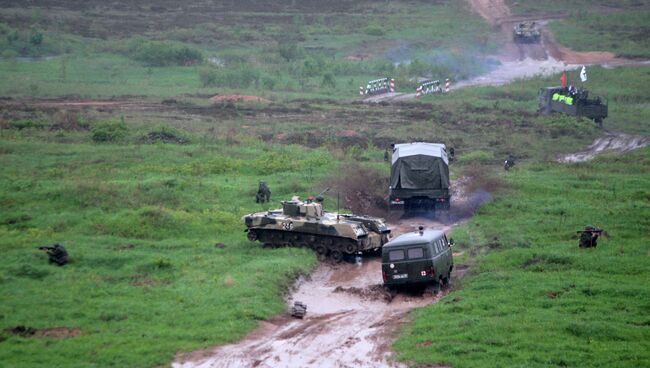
558,132 -> 650,163
210,95 -> 271,103
5,325 -> 80,339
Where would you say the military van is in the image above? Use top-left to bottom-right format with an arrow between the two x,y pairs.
382,227 -> 453,288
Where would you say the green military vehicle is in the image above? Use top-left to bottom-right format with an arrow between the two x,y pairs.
389,142 -> 451,213
538,86 -> 608,126
382,227 -> 453,288
513,21 -> 541,43
243,196 -> 391,262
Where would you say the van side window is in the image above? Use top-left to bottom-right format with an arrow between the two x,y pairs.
407,247 -> 424,259
389,250 -> 405,261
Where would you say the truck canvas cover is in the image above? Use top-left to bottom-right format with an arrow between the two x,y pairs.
390,143 -> 449,190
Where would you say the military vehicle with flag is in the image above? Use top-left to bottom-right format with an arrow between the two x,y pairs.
389,142 -> 451,213
538,86 -> 608,126
243,196 -> 391,262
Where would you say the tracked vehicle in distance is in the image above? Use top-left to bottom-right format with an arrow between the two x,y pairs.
243,197 -> 391,262
513,21 -> 541,43
389,142 -> 451,214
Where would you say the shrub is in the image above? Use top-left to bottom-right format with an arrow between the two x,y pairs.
91,121 -> 128,143
128,40 -> 203,66
365,25 -> 386,36
198,66 -> 260,88
29,32 -> 43,46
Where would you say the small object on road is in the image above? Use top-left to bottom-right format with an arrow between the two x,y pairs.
291,301 -> 307,319
37,243 -> 68,266
577,225 -> 604,248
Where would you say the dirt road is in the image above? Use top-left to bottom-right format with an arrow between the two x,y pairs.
173,178 -> 484,368
558,132 -> 650,163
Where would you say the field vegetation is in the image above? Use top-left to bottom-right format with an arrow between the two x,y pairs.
394,147 -> 650,367
0,0 -> 500,98
1,0 -> 649,367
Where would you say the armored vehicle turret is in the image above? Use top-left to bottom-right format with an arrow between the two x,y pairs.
243,196 -> 391,262
513,22 -> 541,43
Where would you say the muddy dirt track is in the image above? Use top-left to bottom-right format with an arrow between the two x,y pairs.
173,180 -> 484,368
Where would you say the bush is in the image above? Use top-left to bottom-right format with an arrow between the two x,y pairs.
128,40 -> 203,66
365,26 -> 386,36
91,121 -> 128,143
277,42 -> 303,62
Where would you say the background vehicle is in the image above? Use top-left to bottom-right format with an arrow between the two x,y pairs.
243,196 -> 391,262
389,142 -> 451,213
382,227 -> 453,288
538,86 -> 608,126
513,22 -> 541,43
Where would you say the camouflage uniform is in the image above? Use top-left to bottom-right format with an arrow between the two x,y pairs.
47,244 -> 68,265
256,181 -> 271,203
579,226 -> 599,248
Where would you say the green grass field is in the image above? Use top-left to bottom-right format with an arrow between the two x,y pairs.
1,0 -> 649,367
0,138 -> 334,367
394,147 -> 650,368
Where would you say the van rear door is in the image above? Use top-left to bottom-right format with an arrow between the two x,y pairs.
383,245 -> 435,285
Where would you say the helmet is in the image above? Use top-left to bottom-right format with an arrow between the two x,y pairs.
585,225 -> 594,231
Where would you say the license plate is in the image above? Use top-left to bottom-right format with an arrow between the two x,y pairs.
393,274 -> 408,279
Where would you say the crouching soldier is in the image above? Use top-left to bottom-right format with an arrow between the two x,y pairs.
38,243 -> 68,266
578,226 -> 602,248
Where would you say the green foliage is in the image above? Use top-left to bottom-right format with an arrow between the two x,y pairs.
458,150 -> 495,164
364,25 -> 386,36
91,121 -> 128,143
29,31 -> 43,46
122,39 -> 203,66
548,10 -> 650,59
199,65 -> 261,88
277,42 -> 303,62
0,136 -> 329,367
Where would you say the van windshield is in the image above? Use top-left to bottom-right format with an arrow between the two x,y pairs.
388,250 -> 405,261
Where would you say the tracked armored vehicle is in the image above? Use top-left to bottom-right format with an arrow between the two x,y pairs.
389,142 -> 451,213
538,86 -> 608,126
513,22 -> 541,44
243,197 -> 391,262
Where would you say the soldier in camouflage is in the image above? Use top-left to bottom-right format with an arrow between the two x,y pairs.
255,181 -> 271,203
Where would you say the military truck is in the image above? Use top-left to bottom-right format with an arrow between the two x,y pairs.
513,22 -> 541,43
243,196 -> 391,262
538,86 -> 608,126
389,142 -> 451,213
382,227 -> 453,288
